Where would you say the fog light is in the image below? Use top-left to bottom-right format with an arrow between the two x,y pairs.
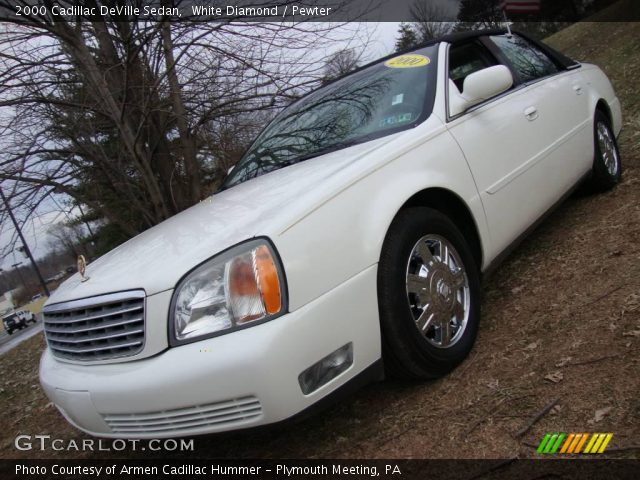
298,343 -> 353,395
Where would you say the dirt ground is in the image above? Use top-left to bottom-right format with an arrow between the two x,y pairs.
0,19 -> 638,460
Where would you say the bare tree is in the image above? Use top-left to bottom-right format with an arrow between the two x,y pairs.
395,23 -> 419,52
410,0 -> 458,42
0,1 -> 368,259
47,222 -> 87,260
322,48 -> 361,84
456,0 -> 505,30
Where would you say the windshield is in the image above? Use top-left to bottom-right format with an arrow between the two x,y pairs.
221,45 -> 438,190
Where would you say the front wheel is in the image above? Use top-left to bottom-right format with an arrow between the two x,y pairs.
378,207 -> 481,380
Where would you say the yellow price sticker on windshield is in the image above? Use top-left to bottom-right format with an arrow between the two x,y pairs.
385,54 -> 430,68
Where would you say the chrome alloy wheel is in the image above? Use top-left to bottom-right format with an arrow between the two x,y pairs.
405,235 -> 470,349
597,121 -> 619,176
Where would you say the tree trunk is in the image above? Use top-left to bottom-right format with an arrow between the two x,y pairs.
160,19 -> 202,204
54,21 -> 171,224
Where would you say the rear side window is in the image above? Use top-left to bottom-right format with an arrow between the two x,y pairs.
490,35 -> 559,83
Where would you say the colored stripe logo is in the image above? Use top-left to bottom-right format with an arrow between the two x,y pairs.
537,433 -> 613,454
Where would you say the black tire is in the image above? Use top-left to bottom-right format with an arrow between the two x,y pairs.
378,207 -> 481,380
589,110 -> 622,192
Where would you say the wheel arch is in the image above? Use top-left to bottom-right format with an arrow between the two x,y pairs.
396,188 -> 484,272
595,98 -> 613,124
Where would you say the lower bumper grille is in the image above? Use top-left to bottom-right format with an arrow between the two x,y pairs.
102,397 -> 263,435
43,290 -> 145,362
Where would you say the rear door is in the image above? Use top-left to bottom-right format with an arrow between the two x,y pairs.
489,34 -> 592,183
446,35 -> 588,259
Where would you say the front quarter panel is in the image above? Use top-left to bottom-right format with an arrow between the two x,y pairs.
275,117 -> 487,313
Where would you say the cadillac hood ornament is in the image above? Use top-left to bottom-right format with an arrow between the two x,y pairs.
77,255 -> 90,282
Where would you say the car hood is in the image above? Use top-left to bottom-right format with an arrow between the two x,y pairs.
48,134 -> 406,305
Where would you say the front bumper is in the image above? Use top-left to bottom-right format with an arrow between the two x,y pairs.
39,265 -> 381,438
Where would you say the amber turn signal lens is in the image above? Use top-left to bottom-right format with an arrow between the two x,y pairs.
254,245 -> 282,315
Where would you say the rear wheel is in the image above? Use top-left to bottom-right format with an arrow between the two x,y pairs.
589,110 -> 621,191
378,207 -> 481,379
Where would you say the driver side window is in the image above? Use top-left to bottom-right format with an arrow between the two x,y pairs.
449,41 -> 498,94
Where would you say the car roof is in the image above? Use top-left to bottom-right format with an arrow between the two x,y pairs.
369,29 -> 509,67
437,28 -> 509,46
324,28 -> 510,89
350,27 -> 577,81
353,26 -> 582,76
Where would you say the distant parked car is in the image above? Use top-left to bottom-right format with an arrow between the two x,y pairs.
40,29 -> 622,439
18,310 -> 36,324
31,293 -> 43,302
2,310 -> 35,335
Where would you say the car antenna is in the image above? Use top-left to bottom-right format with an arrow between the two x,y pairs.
502,10 -> 513,38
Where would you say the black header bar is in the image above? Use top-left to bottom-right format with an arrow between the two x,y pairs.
0,0 -> 639,23
1,459 -> 640,480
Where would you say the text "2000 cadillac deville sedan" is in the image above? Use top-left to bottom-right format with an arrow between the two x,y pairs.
40,30 -> 622,438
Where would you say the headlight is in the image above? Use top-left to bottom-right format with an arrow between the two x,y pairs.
169,238 -> 286,345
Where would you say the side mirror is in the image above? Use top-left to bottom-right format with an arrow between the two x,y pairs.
449,65 -> 514,117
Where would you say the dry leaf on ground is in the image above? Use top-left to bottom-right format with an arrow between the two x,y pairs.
555,357 -> 573,367
589,406 -> 613,424
622,330 -> 640,337
544,371 -> 564,383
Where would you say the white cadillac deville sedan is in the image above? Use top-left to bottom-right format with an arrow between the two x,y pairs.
40,30 -> 622,438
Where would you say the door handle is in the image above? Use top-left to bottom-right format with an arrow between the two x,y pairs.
573,84 -> 583,95
524,106 -> 538,121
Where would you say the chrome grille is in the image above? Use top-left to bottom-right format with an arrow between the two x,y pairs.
43,290 -> 145,361
103,397 -> 263,435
